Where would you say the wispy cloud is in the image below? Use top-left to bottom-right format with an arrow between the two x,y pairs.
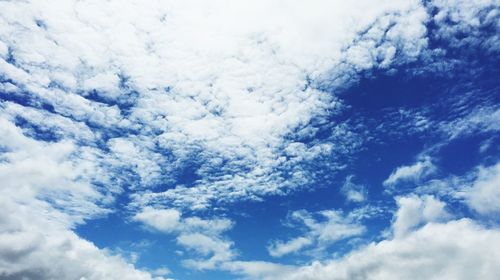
383,156 -> 436,188
267,208 -> 367,258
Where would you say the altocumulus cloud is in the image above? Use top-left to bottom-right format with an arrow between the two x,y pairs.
0,0 -> 499,279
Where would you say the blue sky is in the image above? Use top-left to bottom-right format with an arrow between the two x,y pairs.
0,1 -> 499,279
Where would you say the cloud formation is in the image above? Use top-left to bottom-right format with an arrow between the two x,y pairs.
0,0 -> 498,279
383,156 -> 436,188
463,163 -> 500,215
267,208 -> 368,258
0,0 -> 431,211
229,196 -> 500,280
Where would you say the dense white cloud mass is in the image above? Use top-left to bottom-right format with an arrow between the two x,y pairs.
0,0 -> 430,210
0,0 -> 498,279
0,119 -> 162,279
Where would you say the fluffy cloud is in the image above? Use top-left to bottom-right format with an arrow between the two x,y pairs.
391,195 -> 450,237
0,0 -> 431,211
0,119 -> 161,279
133,207 -> 182,233
463,163 -> 500,215
278,219 -> 500,280
429,0 -> 499,53
133,207 -> 235,270
230,196 -> 500,280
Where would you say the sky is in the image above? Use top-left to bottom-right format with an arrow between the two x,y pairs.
0,0 -> 499,279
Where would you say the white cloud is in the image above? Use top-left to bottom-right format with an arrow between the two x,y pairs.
463,163 -> 500,215
0,0 -> 431,211
133,206 -> 235,270
230,196 -> 500,280
268,237 -> 313,258
177,233 -> 235,270
276,219 -> 500,280
268,209 -> 365,257
410,161 -> 500,216
133,207 -> 233,236
0,119 -> 161,279
133,207 -> 181,233
341,175 -> 367,203
383,156 -> 436,187
430,0 -> 499,53
222,261 -> 296,280
392,195 -> 450,237
440,107 -> 500,141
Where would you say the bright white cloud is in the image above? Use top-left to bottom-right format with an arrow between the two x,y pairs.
230,196 -> 500,280
0,118 -> 161,279
133,207 -> 233,236
463,163 -> 500,215
133,207 -> 181,233
430,0 -> 500,53
392,195 -> 450,237
0,0 -> 431,211
440,107 -> 500,141
383,156 -> 436,187
275,219 -> 500,280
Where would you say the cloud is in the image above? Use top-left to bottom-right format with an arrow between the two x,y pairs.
0,118 -> 162,279
405,160 -> 500,217
222,261 -> 296,280
133,207 -> 233,236
177,233 -> 235,270
383,156 -> 436,188
0,0 -> 431,212
429,0 -> 499,53
392,195 -> 450,237
133,206 -> 235,270
0,227 -> 163,280
440,107 -> 500,141
230,196 -> 500,280
0,0 -> 498,279
268,237 -> 313,258
267,209 -> 366,257
133,207 -> 181,233
341,175 -> 367,203
463,163 -> 500,215
278,219 -> 500,280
